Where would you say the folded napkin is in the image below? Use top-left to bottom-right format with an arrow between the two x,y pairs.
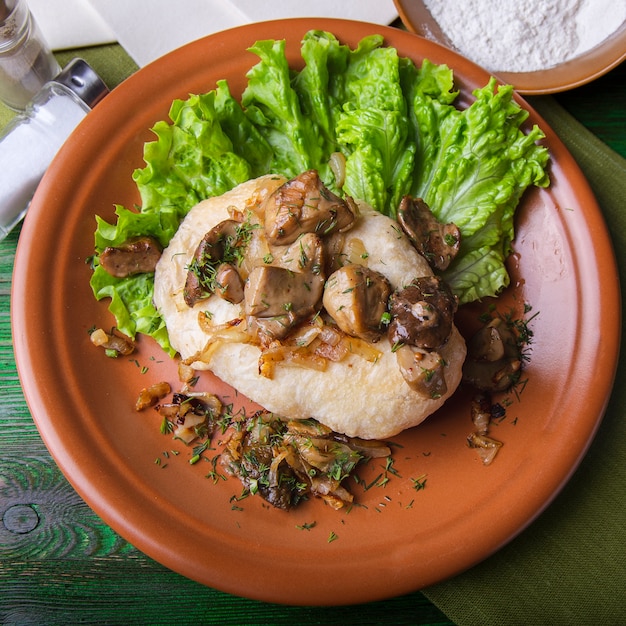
28,0 -> 116,49
423,96 -> 626,626
84,0 -> 248,67
229,0 -> 399,24
29,0 -> 398,67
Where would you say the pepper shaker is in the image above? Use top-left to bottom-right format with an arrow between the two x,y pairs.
0,58 -> 109,240
0,0 -> 60,110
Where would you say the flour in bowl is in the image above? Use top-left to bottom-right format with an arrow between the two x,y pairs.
423,0 -> 626,72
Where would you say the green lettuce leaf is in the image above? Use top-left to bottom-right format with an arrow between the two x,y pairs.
90,30 -> 551,353
90,266 -> 173,355
214,80 -> 274,178
241,38 -> 324,178
292,30 -> 349,162
408,77 -> 549,302
90,205 -> 180,354
333,34 -> 416,214
92,90 -> 257,352
133,91 -> 253,217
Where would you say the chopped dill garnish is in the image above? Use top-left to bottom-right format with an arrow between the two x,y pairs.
411,474 -> 428,491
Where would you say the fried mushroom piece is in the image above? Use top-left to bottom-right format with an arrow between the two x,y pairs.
388,276 -> 457,350
463,317 -> 522,392
245,233 -> 325,340
213,262 -> 245,304
90,327 -> 135,356
394,344 -> 447,399
184,219 -> 245,307
397,196 -> 461,271
323,264 -> 392,342
99,236 -> 162,278
264,170 -> 357,246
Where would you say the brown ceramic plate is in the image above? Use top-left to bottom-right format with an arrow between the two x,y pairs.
394,0 -> 626,94
12,19 -> 620,605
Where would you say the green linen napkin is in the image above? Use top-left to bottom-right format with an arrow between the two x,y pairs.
423,96 -> 626,626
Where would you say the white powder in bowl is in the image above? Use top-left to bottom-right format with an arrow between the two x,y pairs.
423,0 -> 626,72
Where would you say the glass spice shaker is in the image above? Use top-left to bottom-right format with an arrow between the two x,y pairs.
0,0 -> 60,110
0,58 -> 109,240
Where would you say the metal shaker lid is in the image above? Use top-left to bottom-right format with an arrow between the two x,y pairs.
54,58 -> 109,108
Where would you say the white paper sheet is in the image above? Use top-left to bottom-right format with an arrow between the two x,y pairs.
29,0 -> 398,66
28,0 -> 116,50
229,0 -> 398,25
85,0 -> 250,66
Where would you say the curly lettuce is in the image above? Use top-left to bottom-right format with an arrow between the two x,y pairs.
91,29 -> 549,351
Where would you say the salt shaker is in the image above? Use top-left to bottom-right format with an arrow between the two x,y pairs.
0,0 -> 60,110
0,58 -> 109,241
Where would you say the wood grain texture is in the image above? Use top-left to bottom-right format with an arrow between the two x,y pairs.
555,62 -> 626,158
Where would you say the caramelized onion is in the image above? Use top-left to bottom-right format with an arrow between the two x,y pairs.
258,343 -> 328,379
328,151 -> 346,188
467,432 -> 503,466
135,381 -> 171,411
467,393 -> 503,465
193,316 -> 251,364
90,327 -> 135,356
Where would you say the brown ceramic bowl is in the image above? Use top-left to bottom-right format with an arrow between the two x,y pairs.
12,18 -> 620,605
394,0 -> 626,94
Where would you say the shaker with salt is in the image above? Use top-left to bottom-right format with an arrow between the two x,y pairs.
0,58 -> 109,240
0,0 -> 60,110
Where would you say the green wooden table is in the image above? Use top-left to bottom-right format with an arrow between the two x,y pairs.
1,39 -> 625,624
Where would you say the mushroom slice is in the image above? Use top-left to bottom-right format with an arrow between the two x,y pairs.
264,170 -> 357,246
323,264 -> 392,342
244,234 -> 326,340
214,263 -> 245,304
277,231 -> 325,275
397,196 -> 461,271
184,219 -> 246,307
99,236 -> 162,278
395,344 -> 447,399
463,318 -> 522,392
388,276 -> 457,350
467,432 -> 503,466
244,266 -> 324,340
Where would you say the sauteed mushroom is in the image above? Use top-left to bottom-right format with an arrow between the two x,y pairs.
264,169 -> 357,246
184,219 -> 245,307
397,196 -> 461,271
245,233 -> 325,340
99,236 -> 162,278
213,263 -> 245,304
323,264 -> 392,342
394,344 -> 447,398
463,317 -> 522,392
388,276 -> 457,349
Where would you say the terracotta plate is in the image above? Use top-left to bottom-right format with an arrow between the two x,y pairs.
12,19 -> 620,605
394,0 -> 626,94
